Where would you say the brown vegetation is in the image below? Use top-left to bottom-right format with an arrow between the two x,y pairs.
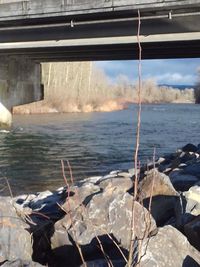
13,62 -> 194,115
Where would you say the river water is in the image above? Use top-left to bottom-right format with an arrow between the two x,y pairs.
0,103 -> 199,195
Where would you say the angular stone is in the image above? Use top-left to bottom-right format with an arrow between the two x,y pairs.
117,172 -> 132,178
97,176 -> 133,193
183,186 -> 200,216
79,176 -> 103,185
0,197 -> 32,263
169,170 -> 199,191
139,169 -> 178,199
140,225 -> 200,267
139,169 -> 179,226
182,143 -> 198,153
183,162 -> 200,177
107,193 -> 157,249
51,191 -> 156,263
1,260 -> 44,267
179,152 -> 197,164
128,168 -> 135,176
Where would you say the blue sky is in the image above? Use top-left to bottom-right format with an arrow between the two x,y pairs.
96,58 -> 200,86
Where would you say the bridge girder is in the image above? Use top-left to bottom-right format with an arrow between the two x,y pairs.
0,0 -> 200,60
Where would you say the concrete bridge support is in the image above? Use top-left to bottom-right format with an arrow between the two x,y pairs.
0,56 -> 42,128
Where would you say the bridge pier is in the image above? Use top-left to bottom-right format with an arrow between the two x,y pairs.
0,56 -> 42,128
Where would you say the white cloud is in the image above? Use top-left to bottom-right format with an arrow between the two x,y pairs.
95,58 -> 200,85
147,72 -> 196,85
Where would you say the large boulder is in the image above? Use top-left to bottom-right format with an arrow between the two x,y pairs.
139,169 -> 179,226
139,169 -> 178,198
15,188 -> 68,265
51,176 -> 156,266
140,225 -> 200,267
0,197 -> 33,263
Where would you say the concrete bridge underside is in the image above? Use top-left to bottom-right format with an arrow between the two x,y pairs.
0,0 -> 200,127
0,0 -> 200,60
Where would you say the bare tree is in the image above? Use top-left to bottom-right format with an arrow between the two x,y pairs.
194,67 -> 200,104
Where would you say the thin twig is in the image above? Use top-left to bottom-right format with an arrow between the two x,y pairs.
127,10 -> 142,267
61,160 -> 87,267
67,159 -> 75,185
148,148 -> 156,211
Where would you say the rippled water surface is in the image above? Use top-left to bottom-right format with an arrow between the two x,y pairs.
0,104 -> 200,195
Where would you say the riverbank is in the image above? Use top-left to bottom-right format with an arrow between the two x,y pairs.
1,143 -> 200,266
12,99 -> 128,114
13,97 -> 194,115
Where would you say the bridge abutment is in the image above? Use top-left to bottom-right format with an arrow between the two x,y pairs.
0,56 -> 42,128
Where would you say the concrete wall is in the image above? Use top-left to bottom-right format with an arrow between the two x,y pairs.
0,0 -> 199,21
0,56 -> 42,111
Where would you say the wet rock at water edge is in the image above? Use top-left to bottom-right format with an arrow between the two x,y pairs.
169,170 -> 199,191
182,143 -> 198,153
183,162 -> 200,177
179,151 -> 197,164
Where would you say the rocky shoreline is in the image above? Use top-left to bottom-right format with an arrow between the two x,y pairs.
1,143 -> 200,267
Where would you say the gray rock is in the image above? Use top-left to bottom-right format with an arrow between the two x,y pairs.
156,157 -> 166,164
140,225 -> 200,267
97,176 -> 133,192
117,172 -> 132,178
179,152 -> 197,164
62,182 -> 101,211
169,170 -> 199,191
51,189 -> 156,263
139,169 -> 180,226
80,176 -> 103,185
128,168 -> 136,176
139,169 -> 178,199
183,185 -> 200,216
183,162 -> 200,177
184,215 -> 200,251
0,197 -> 32,263
1,260 -> 44,267
109,170 -> 121,175
182,143 -> 198,153
15,188 -> 68,221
